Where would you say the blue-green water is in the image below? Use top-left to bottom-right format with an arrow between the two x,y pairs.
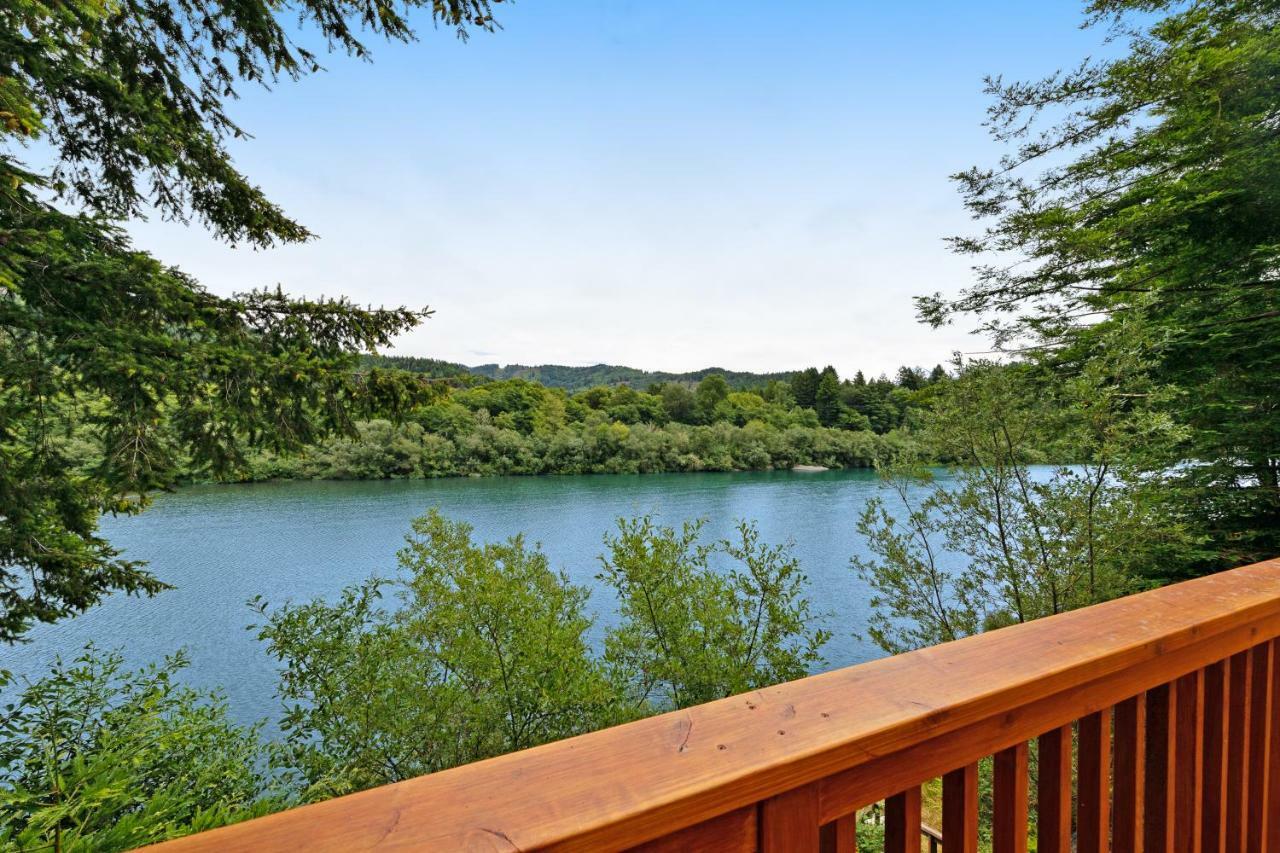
0,469 -> 961,728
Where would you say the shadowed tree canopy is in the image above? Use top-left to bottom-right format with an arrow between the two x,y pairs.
921,0 -> 1280,569
0,0 -> 504,640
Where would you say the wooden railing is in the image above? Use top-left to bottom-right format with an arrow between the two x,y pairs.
150,558 -> 1280,852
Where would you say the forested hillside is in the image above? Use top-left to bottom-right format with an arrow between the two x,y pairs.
225,363 -> 950,481
362,355 -> 802,392
466,362 -> 797,392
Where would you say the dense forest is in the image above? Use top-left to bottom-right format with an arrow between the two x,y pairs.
223,362 -> 947,480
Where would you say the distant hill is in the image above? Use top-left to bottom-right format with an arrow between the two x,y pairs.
468,363 -> 797,392
364,356 -> 795,392
359,355 -> 476,380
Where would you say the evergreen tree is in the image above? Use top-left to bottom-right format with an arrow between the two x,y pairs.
0,0 -> 503,639
896,366 -> 925,391
922,0 -> 1280,570
791,367 -> 821,409
815,368 -> 843,427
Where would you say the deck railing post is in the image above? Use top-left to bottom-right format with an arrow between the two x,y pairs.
1077,708 -> 1112,853
942,763 -> 979,853
884,786 -> 921,853
759,782 -> 821,852
1203,659 -> 1229,852
1037,725 -> 1072,853
1267,639 -> 1280,852
1226,651 -> 1253,851
993,743 -> 1028,853
1246,643 -> 1272,848
1144,682 -> 1177,853
1113,694 -> 1146,853
1173,670 -> 1204,849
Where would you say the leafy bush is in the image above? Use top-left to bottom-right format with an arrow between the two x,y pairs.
255,511 -> 627,798
0,649 -> 280,852
254,510 -> 828,795
599,517 -> 829,710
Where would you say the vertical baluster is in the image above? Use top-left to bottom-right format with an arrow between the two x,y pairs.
1268,638 -> 1280,853
1202,659 -> 1229,853
1227,651 -> 1253,852
993,743 -> 1028,853
884,786 -> 921,853
1174,670 -> 1204,851
1114,695 -> 1146,853
760,782 -> 820,852
1145,682 -> 1176,853
818,814 -> 857,853
943,764 -> 979,853
1077,709 -> 1111,853
1037,726 -> 1073,853
1247,643 -> 1272,853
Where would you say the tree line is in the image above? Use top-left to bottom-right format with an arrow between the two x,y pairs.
215,365 -> 945,481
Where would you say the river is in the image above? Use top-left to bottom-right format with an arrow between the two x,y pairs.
0,469 -> 967,728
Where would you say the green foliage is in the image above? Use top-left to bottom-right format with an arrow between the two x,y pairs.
0,648 -> 280,852
359,355 -> 479,383
854,361 -> 1200,654
252,509 -> 827,800
924,0 -> 1280,571
203,364 -> 957,484
3,0 -> 502,245
791,367 -> 821,409
0,509 -> 829,844
255,510 -> 620,798
693,374 -> 731,424
814,366 -> 842,427
599,517 -> 829,710
855,819 -> 886,850
658,382 -> 698,422
213,374 -> 916,481
0,0 -> 507,640
0,199 -> 430,640
465,362 -> 798,393
0,0 -> 503,639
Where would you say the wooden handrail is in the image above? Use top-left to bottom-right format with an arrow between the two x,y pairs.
149,558 -> 1280,852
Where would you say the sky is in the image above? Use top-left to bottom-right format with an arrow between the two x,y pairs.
123,1 -> 1111,378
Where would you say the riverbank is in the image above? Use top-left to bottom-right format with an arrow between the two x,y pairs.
211,418 -> 921,484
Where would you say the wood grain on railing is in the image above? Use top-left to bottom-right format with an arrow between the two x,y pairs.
146,558 -> 1280,852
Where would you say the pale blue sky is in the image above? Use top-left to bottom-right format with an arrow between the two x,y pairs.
125,1 -> 1110,377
